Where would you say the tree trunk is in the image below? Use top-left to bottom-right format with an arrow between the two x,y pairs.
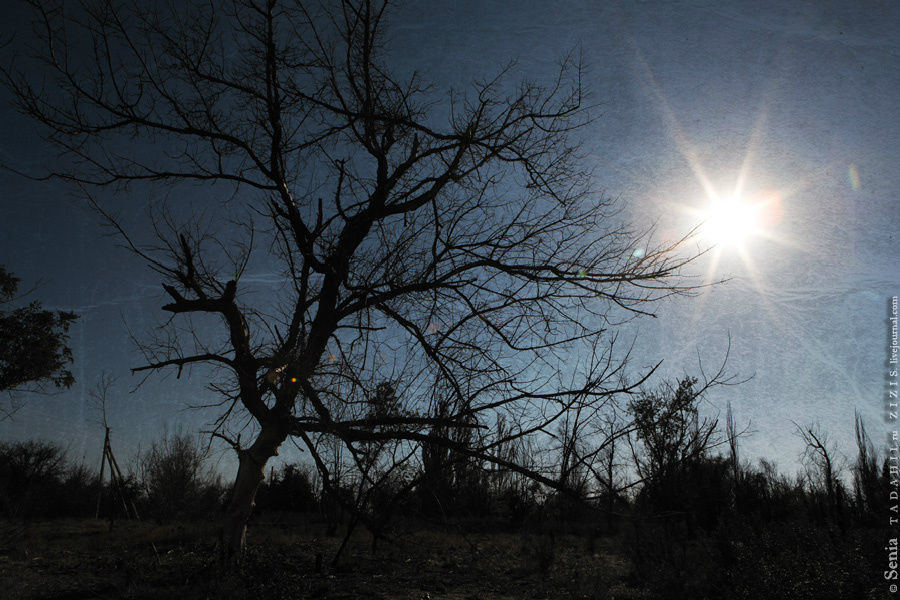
222,425 -> 284,563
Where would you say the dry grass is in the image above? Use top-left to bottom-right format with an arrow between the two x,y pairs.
0,517 -> 641,600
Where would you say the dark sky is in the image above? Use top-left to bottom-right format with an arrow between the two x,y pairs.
1,0 -> 897,477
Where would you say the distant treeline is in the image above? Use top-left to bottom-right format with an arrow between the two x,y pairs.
0,406 -> 892,599
1,415 -> 891,530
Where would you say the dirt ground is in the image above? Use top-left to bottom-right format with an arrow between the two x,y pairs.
0,517 -> 644,600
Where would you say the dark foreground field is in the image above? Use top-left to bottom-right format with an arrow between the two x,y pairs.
0,517 -> 639,600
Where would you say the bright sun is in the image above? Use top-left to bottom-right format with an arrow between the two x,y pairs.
695,187 -> 784,251
701,194 -> 759,246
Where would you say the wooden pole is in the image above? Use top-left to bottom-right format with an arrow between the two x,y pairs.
107,443 -> 140,520
95,427 -> 110,519
106,446 -> 130,519
96,424 -> 142,522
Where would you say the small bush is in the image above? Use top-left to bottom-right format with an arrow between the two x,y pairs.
256,463 -> 317,513
138,430 -> 224,521
0,440 -> 98,519
0,440 -> 99,519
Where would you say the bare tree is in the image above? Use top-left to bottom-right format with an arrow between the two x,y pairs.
725,400 -> 739,481
88,372 -> 114,519
628,376 -> 720,486
794,421 -> 844,516
88,372 -> 115,431
587,411 -> 628,528
555,403 -> 589,493
4,0 -> 709,560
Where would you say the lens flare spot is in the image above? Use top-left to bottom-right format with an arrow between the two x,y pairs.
290,377 -> 297,383
754,189 -> 784,228
632,247 -> 645,258
848,164 -> 861,191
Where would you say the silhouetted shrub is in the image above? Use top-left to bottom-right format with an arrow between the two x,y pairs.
138,431 -> 224,521
497,482 -> 541,524
320,481 -> 356,535
0,440 -> 65,518
256,463 -> 317,513
624,434 -> 882,600
851,412 -> 891,524
634,455 -> 732,535
56,462 -> 100,517
0,440 -> 98,519
95,470 -> 143,520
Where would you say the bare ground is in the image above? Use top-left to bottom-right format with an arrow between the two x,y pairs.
0,518 -> 644,600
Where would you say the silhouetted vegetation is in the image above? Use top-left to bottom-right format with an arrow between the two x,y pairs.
618,391 -> 888,600
0,399 -> 889,598
0,0 -> 891,596
136,430 -> 226,522
0,266 -> 78,418
2,0 -> 713,561
255,464 -> 317,514
0,441 -> 97,520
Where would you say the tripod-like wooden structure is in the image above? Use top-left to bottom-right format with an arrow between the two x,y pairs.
95,426 -> 140,520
